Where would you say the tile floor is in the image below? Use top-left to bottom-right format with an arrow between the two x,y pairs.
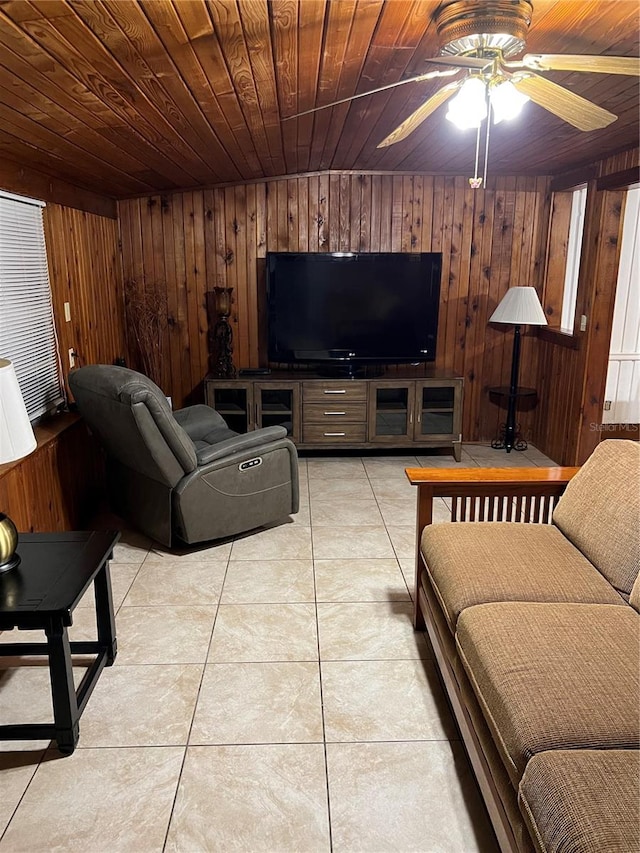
0,443 -> 557,853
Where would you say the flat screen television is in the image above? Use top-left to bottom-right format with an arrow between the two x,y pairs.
266,252 -> 442,367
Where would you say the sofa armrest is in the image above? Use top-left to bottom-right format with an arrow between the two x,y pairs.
405,465 -> 580,527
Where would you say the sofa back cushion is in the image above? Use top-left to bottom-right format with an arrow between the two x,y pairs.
553,440 -> 640,594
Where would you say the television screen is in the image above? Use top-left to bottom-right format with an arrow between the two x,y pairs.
266,252 -> 441,365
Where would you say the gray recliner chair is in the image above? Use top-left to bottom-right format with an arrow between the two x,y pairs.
69,365 -> 299,547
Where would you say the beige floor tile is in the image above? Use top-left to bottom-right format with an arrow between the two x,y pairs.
417,452 -> 478,468
305,456 -> 367,479
292,504 -> 311,525
317,602 -> 429,660
0,746 -> 184,853
314,559 -> 409,602
321,659 -> 456,742
312,526 -> 395,559
326,741 -> 498,853
398,559 -> 417,598
165,744 -> 330,853
208,604 -> 318,662
0,752 -> 43,833
190,662 -> 323,744
110,530 -> 152,564
221,559 -> 315,603
311,499 -> 384,527
365,464 -> 417,483
114,605 -> 216,665
0,665 -> 58,725
362,455 -> 420,475
385,524 -> 417,559
308,478 -> 374,500
78,664 -> 203,747
377,498 -> 418,527
76,563 -> 140,611
367,477 -> 416,500
123,560 -> 227,606
230,522 -> 312,560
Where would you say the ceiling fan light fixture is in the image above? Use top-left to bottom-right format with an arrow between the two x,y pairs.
490,79 -> 529,123
446,76 -> 487,129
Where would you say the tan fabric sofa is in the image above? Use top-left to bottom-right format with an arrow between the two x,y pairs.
407,440 -> 640,853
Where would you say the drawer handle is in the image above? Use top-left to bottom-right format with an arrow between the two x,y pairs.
323,432 -> 346,437
324,411 -> 346,416
323,389 -> 346,394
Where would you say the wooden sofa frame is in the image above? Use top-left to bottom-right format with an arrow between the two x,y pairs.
405,465 -> 580,853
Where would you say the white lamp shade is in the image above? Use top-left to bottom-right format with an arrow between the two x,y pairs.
489,287 -> 548,326
0,358 -> 37,464
446,77 -> 488,130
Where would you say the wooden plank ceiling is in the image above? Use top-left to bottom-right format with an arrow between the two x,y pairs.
0,0 -> 638,198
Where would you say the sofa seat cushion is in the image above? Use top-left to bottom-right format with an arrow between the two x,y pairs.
518,749 -> 640,853
553,439 -> 640,595
456,602 -> 640,786
420,523 -> 624,633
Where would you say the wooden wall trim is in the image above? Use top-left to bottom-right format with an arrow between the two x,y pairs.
0,157 -> 117,218
536,327 -> 580,350
597,167 -> 640,191
550,165 -> 597,193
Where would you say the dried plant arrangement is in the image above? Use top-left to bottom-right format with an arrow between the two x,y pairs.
123,277 -> 167,388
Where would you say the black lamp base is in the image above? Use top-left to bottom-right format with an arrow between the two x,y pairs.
491,425 -> 528,452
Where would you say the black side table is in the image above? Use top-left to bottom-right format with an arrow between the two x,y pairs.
488,386 -> 537,452
0,530 -> 120,755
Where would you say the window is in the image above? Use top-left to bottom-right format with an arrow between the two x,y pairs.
560,186 -> 587,333
0,191 -> 63,421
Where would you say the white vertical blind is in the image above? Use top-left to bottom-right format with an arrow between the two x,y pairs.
560,186 -> 588,333
603,187 -> 640,424
0,191 -> 63,420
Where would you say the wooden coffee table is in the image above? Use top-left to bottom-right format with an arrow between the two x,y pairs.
0,530 -> 120,755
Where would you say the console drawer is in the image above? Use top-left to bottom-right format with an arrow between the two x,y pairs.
303,381 -> 367,403
304,402 -> 367,423
303,423 -> 367,444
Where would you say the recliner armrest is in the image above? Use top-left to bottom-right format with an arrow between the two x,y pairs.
173,404 -> 230,440
195,425 -> 288,465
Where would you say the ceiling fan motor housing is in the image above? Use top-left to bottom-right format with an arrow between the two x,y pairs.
436,0 -> 534,59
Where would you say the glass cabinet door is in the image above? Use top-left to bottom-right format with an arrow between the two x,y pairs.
415,382 -> 461,439
255,383 -> 300,442
369,382 -> 413,441
207,383 -> 253,433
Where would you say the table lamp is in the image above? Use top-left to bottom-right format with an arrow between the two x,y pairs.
489,287 -> 547,452
0,358 -> 37,571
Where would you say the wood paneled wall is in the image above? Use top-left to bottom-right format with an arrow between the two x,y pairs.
0,189 -> 125,532
532,147 -> 636,465
119,173 -> 550,443
44,203 -> 126,399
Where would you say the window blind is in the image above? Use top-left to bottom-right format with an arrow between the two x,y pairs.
0,191 -> 63,420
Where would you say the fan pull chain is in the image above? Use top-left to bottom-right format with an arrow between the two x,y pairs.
483,107 -> 491,188
470,123 -> 482,188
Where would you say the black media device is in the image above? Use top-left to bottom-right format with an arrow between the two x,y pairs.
266,251 -> 442,368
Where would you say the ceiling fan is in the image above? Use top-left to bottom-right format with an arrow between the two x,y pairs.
288,0 -> 640,149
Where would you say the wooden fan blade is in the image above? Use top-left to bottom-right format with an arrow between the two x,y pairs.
426,56 -> 492,70
377,82 -> 461,148
515,53 -> 640,76
511,73 -> 617,131
282,69 -> 458,120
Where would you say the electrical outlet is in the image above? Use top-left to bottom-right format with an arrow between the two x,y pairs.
580,314 -> 588,331
64,302 -> 71,322
68,348 -> 76,368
